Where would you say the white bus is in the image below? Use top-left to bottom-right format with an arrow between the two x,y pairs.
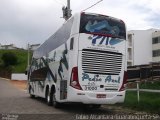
27,12 -> 127,108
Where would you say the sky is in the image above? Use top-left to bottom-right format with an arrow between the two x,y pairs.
0,0 -> 160,48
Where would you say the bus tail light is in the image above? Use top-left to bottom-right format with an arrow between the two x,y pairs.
119,71 -> 128,91
70,67 -> 82,90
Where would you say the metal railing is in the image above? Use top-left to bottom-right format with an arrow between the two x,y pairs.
127,62 -> 160,102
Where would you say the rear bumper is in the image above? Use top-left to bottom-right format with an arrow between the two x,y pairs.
67,87 -> 126,104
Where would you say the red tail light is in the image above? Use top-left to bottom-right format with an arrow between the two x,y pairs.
119,71 -> 128,91
70,67 -> 82,90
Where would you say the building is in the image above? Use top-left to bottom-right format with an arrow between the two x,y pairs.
127,29 -> 159,66
29,44 -> 40,51
0,43 -> 40,50
152,31 -> 160,62
0,44 -> 19,50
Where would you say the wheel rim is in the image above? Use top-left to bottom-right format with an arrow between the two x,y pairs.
29,86 -> 31,94
53,94 -> 56,105
47,92 -> 50,103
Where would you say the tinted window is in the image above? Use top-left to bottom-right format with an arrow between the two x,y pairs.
153,49 -> 160,57
30,67 -> 48,81
80,14 -> 126,39
152,37 -> 160,44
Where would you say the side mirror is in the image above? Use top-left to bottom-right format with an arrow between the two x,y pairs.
25,66 -> 30,75
25,70 -> 28,75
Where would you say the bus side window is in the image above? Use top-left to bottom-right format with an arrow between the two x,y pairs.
70,37 -> 74,50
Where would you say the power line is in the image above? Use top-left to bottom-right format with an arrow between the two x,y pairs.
54,0 -> 66,6
82,0 -> 103,12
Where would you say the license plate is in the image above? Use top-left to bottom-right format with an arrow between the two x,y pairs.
97,94 -> 106,98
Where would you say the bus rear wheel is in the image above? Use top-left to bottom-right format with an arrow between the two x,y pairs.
52,92 -> 60,108
46,89 -> 53,106
29,86 -> 35,98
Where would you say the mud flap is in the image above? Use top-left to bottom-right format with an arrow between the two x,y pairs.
60,80 -> 67,100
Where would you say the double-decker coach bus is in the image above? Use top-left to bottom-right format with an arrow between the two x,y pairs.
27,12 -> 127,108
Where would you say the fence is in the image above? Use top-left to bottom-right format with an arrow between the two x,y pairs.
127,62 -> 160,102
127,62 -> 160,82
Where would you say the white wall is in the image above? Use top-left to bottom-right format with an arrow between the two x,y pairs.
11,73 -> 27,80
128,29 -> 158,65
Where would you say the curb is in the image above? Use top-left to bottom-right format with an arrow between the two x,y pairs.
23,90 -> 28,92
0,77 -> 10,81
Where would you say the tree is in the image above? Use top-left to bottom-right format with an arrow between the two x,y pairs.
1,52 -> 18,67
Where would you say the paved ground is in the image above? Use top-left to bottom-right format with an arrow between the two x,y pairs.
0,78 -> 154,120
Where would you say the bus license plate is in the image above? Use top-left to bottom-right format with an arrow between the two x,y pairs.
97,94 -> 106,98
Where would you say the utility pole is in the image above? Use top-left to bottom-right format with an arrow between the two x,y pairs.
27,43 -> 30,68
25,43 -> 30,75
62,0 -> 72,20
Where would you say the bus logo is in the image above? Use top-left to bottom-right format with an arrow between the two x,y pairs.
92,35 -> 123,46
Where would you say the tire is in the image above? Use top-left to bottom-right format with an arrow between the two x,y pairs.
46,88 -> 53,106
29,86 -> 35,98
30,94 -> 35,98
52,91 -> 60,108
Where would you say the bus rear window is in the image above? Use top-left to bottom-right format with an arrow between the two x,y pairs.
80,14 -> 126,39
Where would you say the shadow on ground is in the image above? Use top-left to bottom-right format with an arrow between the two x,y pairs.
32,96 -> 114,114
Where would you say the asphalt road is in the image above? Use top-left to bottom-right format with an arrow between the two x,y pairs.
0,78 -> 151,120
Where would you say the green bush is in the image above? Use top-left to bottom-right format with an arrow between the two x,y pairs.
1,52 -> 18,67
0,50 -> 32,73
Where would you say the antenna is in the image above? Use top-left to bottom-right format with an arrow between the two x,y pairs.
62,0 -> 72,20
82,0 -> 103,12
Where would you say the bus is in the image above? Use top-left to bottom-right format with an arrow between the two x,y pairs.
27,12 -> 127,108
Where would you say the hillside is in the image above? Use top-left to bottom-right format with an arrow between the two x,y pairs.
0,49 -> 32,73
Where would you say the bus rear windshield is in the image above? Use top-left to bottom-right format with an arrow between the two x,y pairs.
80,14 -> 126,39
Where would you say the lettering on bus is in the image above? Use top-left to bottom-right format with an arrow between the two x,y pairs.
92,35 -> 123,46
82,73 -> 102,82
82,73 -> 120,84
105,75 -> 120,83
83,82 -> 97,91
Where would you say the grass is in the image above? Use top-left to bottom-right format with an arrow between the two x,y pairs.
122,91 -> 160,114
121,81 -> 160,114
140,81 -> 160,90
0,49 -> 32,73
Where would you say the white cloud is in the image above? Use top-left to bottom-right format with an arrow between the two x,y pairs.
0,0 -> 65,48
70,0 -> 150,30
0,0 -> 160,48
